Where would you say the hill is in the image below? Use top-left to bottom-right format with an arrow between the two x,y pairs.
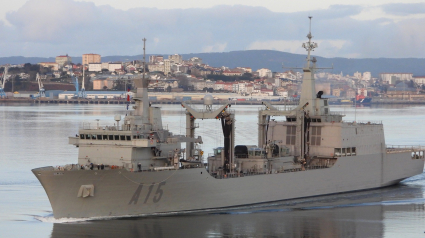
2,50 -> 425,77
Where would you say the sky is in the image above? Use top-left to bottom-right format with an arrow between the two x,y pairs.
1,0 -> 425,58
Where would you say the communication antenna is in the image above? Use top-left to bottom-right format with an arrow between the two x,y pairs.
302,16 -> 318,68
143,38 -> 146,80
282,16 -> 332,71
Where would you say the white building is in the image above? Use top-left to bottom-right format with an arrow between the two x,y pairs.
163,59 -> 171,75
257,68 -> 272,78
168,54 -> 182,64
88,63 -> 102,72
413,76 -> 425,85
101,62 -> 109,70
275,78 -> 281,87
232,83 -> 239,92
58,91 -> 134,100
238,82 -> 246,93
354,71 -> 362,80
189,57 -> 202,65
109,63 -> 122,72
363,72 -> 372,81
380,73 -> 413,84
148,63 -> 164,73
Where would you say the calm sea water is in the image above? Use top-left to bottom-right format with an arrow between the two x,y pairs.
0,102 -> 424,238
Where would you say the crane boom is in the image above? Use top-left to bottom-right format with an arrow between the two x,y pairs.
70,69 -> 79,98
36,73 -> 45,98
80,66 -> 86,98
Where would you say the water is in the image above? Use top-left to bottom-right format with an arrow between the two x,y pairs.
1,102 -> 424,237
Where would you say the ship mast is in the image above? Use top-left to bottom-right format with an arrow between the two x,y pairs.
299,16 -> 318,116
133,38 -> 150,124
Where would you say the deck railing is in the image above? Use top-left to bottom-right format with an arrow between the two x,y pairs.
344,120 -> 383,125
386,145 -> 425,153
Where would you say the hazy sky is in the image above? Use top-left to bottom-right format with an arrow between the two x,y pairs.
1,0 -> 425,58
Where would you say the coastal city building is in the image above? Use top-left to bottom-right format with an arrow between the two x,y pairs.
257,68 -> 272,78
55,54 -> 72,67
109,63 -> 122,72
88,63 -> 102,72
149,55 -> 164,63
380,73 -> 413,84
38,62 -> 59,71
168,54 -> 182,64
82,53 -> 101,65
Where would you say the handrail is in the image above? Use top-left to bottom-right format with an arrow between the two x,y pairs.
344,120 -> 383,125
386,145 -> 425,152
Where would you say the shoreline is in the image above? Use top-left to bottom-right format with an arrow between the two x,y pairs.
1,98 -> 425,105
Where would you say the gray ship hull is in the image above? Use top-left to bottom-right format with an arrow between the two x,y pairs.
33,152 -> 424,219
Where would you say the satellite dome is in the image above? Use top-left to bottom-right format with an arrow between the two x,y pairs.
203,94 -> 213,106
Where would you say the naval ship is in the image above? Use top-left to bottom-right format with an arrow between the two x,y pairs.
33,19 -> 425,219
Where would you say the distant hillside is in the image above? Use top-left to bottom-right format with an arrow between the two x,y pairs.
2,50 -> 425,77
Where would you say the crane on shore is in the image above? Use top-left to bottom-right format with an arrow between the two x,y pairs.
70,69 -> 80,98
79,65 -> 87,98
0,66 -> 8,98
36,73 -> 45,98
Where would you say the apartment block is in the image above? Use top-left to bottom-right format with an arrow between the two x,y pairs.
82,54 -> 101,65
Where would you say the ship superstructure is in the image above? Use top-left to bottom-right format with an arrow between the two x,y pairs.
33,19 -> 424,220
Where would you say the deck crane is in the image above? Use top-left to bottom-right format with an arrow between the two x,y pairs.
79,65 -> 87,98
36,73 -> 45,98
0,66 -> 8,98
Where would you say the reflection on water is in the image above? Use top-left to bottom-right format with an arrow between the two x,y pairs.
50,184 -> 425,238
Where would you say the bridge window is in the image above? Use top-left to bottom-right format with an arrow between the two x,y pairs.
114,135 -> 119,140
334,147 -> 356,157
103,135 -> 108,140
91,134 -> 96,140
286,126 -> 296,145
85,134 -> 90,139
80,134 -> 84,139
120,135 -> 125,140
126,135 -> 131,141
97,135 -> 102,140
109,135 -> 114,140
334,148 -> 341,157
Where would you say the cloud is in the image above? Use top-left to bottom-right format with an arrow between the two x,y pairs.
1,0 -> 425,58
202,43 -> 228,53
381,3 -> 425,16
